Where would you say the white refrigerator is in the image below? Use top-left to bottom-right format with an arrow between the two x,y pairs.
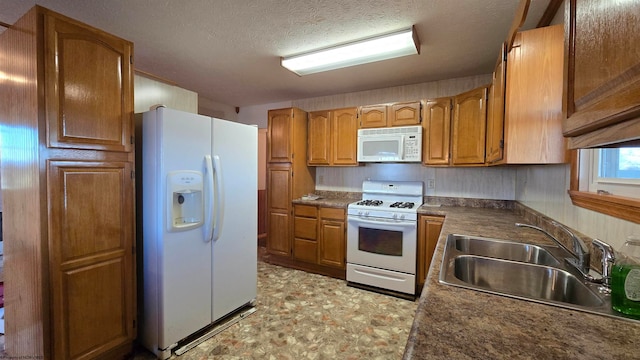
139,106 -> 257,359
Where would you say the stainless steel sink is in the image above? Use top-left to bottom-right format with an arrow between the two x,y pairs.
439,233 -> 640,323
453,234 -> 561,267
451,255 -> 603,307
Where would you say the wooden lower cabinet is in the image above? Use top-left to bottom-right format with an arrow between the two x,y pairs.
266,164 -> 292,256
417,215 -> 444,293
48,160 -> 135,360
318,207 -> 346,268
293,205 -> 318,262
286,204 -> 346,278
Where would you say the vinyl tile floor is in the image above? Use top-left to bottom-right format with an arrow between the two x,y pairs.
132,260 -> 418,359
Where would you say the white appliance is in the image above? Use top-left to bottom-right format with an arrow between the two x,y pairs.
346,180 -> 423,295
357,125 -> 422,162
140,106 -> 257,359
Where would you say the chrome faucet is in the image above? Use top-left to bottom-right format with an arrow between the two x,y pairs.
592,238 -> 615,292
515,222 -> 591,277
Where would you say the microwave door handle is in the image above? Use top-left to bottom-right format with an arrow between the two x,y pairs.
399,136 -> 405,159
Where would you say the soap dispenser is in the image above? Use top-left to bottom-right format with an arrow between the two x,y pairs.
611,237 -> 640,318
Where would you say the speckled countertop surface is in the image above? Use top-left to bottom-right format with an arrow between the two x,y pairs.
404,206 -> 640,359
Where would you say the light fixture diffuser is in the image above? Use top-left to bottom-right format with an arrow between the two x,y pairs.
281,26 -> 420,76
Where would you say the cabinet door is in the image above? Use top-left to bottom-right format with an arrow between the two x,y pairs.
564,0 -> 640,147
359,105 -> 387,128
389,101 -> 421,127
486,43 -> 506,164
504,25 -> 566,164
45,13 -> 133,152
267,165 -> 292,256
423,98 -> 451,165
318,209 -> 346,269
308,111 -> 331,166
452,87 -> 488,165
332,108 -> 358,165
268,109 -> 293,163
416,216 -> 443,293
48,160 -> 134,359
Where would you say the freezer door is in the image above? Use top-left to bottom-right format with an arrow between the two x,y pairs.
211,119 -> 258,322
141,107 -> 214,353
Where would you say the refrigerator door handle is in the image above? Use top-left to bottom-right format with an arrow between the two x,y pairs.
204,155 -> 215,242
212,155 -> 225,242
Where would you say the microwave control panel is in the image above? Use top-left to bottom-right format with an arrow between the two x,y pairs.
404,134 -> 421,160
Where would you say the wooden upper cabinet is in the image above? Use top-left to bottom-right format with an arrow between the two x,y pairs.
268,108 -> 294,162
486,43 -> 506,164
359,105 -> 387,128
563,0 -> 640,148
307,108 -> 358,166
331,108 -> 358,165
307,111 -> 331,165
388,101 -> 421,127
452,86 -> 488,165
268,107 -> 309,164
500,25 -> 566,164
422,98 -> 451,166
45,12 -> 133,152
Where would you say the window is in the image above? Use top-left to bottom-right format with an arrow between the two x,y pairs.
570,149 -> 640,224
584,148 -> 640,199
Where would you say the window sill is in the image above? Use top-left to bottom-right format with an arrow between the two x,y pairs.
568,190 -> 640,224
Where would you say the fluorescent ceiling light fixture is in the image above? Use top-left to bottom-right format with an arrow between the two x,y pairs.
281,26 -> 420,76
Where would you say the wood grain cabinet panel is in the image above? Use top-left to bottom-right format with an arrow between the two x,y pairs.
267,109 -> 294,163
422,98 -> 452,165
308,108 -> 358,166
416,215 -> 444,293
563,0 -> 640,148
500,25 -> 567,164
307,111 -> 331,165
359,105 -> 387,128
388,101 -> 421,127
452,86 -> 488,165
267,164 -> 292,256
48,160 -> 134,360
318,208 -> 346,269
266,108 -> 315,259
486,43 -> 506,164
331,108 -> 358,165
45,13 -> 133,152
0,6 -> 136,357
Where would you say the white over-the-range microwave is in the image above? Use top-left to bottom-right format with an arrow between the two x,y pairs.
357,125 -> 422,162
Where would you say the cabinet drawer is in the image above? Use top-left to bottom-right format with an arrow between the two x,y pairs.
294,204 -> 318,217
294,239 -> 317,263
294,217 -> 317,239
319,207 -> 345,220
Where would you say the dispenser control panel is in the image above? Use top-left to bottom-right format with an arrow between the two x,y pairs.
167,170 -> 204,231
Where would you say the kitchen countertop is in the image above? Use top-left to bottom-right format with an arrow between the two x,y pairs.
404,205 -> 640,359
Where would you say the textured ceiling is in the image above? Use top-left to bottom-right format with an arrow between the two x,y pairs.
0,0 -> 552,107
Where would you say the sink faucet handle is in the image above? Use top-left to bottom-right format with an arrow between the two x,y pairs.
592,238 -> 615,289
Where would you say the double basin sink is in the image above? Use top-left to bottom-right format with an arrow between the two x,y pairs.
439,234 -> 637,322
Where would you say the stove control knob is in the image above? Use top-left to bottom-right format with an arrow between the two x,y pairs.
392,213 -> 398,219
365,211 -> 370,217
399,214 -> 406,220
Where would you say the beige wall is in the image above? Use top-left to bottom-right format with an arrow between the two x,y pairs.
515,165 -> 640,250
134,72 -> 198,113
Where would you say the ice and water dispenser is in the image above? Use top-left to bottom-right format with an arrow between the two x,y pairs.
167,171 -> 204,231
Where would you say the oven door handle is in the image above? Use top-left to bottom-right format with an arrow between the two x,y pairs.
347,216 -> 415,227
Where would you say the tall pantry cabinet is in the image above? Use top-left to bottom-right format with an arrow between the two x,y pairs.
0,6 -> 135,359
266,108 -> 316,259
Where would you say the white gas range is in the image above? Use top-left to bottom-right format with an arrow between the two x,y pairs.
346,180 -> 423,296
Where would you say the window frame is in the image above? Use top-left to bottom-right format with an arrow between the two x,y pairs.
569,150 -> 640,224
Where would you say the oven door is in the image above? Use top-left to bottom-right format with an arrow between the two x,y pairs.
346,215 -> 417,274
